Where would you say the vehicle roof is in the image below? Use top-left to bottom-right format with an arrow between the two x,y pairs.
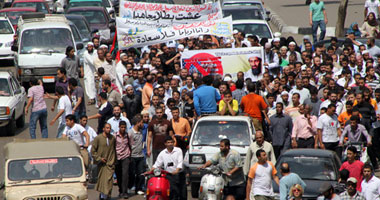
18,14 -> 70,29
232,19 -> 269,25
67,6 -> 106,11
197,115 -> 251,122
0,71 -> 13,79
281,149 -> 336,158
223,0 -> 263,5
223,6 -> 261,10
4,139 -> 81,160
0,7 -> 37,12
64,14 -> 87,19
70,0 -> 102,2
13,0 -> 46,3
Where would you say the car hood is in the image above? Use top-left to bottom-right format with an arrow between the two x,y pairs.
0,96 -> 14,106
273,179 -> 338,199
5,182 -> 87,199
0,34 -> 14,43
17,54 -> 66,67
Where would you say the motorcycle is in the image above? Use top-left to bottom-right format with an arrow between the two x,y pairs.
199,166 -> 225,200
144,168 -> 171,200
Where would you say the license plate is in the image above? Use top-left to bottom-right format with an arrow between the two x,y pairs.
42,76 -> 55,83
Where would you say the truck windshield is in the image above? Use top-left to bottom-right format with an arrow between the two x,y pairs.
192,121 -> 250,146
8,157 -> 83,181
20,28 -> 74,54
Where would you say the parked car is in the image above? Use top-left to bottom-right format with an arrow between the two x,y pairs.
2,139 -> 88,200
0,7 -> 37,29
127,0 -> 174,4
222,0 -> 269,19
0,71 -> 26,136
184,115 -> 255,198
223,6 -> 267,21
0,16 -> 15,60
65,14 -> 92,41
11,0 -> 51,14
233,19 -> 274,40
66,6 -> 112,32
273,149 -> 341,200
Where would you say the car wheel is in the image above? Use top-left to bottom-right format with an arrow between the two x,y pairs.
16,108 -> 25,128
6,115 -> 16,136
191,182 -> 200,198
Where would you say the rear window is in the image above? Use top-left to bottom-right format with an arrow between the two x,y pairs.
68,10 -> 106,25
13,2 -> 48,13
192,120 -> 250,146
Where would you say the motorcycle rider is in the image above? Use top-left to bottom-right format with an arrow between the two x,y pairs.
145,136 -> 187,200
199,139 -> 245,200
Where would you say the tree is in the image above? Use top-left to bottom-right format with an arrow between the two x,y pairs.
335,0 -> 349,37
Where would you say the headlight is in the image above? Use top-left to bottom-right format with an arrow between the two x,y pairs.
61,196 -> 73,200
153,168 -> 161,176
190,154 -> 205,164
23,69 -> 32,75
0,107 -> 10,115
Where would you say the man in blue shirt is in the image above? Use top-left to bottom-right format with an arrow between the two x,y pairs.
279,162 -> 306,200
193,75 -> 221,116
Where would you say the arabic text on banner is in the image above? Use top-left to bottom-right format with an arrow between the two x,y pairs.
119,0 -> 222,26
117,16 -> 233,49
180,47 -> 265,81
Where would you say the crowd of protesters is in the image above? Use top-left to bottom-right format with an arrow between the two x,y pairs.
22,15 -> 380,198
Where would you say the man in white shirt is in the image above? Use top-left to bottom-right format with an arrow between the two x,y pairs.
107,105 -> 131,135
48,86 -> 72,138
317,104 -> 342,158
365,0 -> 380,19
146,136 -> 186,200
80,115 -> 97,154
115,53 -> 128,93
83,42 -> 97,104
361,163 -> 380,200
319,90 -> 344,115
101,52 -> 116,83
246,149 -> 280,200
289,78 -> 310,104
62,114 -> 90,169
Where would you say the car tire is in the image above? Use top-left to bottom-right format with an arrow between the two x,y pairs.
191,182 -> 200,198
6,115 -> 16,136
16,109 -> 25,128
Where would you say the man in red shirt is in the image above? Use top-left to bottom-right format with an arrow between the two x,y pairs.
340,146 -> 364,191
240,82 -> 269,131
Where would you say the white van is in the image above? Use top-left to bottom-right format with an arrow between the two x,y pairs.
184,115 -> 255,198
13,13 -> 82,86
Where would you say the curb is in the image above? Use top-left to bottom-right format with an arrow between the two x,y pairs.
267,6 -> 342,37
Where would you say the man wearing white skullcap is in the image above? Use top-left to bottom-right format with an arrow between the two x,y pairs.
287,41 -> 302,62
263,42 -> 280,75
83,40 -> 98,104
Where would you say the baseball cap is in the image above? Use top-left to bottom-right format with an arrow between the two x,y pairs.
347,177 -> 358,184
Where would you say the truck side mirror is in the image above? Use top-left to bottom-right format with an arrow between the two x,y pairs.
76,43 -> 84,50
11,45 -> 18,52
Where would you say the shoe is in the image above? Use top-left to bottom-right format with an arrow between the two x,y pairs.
118,193 -> 124,198
123,194 -> 129,199
137,191 -> 144,195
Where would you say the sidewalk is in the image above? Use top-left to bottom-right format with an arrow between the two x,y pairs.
265,0 -> 366,36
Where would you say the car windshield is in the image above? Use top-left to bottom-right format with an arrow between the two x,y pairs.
68,10 -> 106,25
223,8 -> 264,20
233,23 -> 272,39
8,157 -> 83,181
0,79 -> 11,96
224,2 -> 262,9
101,0 -> 110,7
69,1 -> 103,8
5,11 -> 34,25
20,28 -> 74,54
277,156 -> 337,181
13,2 -> 48,13
70,24 -> 82,43
0,20 -> 13,34
69,18 -> 91,37
192,121 -> 250,146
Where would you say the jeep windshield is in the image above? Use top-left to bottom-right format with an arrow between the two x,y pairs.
8,157 -> 83,182
192,121 -> 250,146
20,28 -> 74,54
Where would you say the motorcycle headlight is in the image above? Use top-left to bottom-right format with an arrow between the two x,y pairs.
61,196 -> 73,200
153,168 -> 161,176
190,154 -> 205,164
0,107 -> 10,115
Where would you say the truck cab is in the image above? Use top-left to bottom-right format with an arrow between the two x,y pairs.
13,13 -> 80,86
2,139 -> 88,200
